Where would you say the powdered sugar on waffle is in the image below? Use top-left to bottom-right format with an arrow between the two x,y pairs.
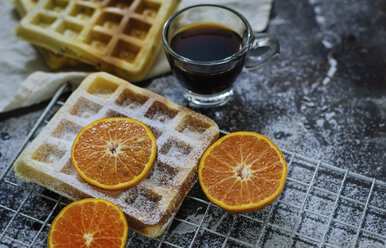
14,72 -> 219,237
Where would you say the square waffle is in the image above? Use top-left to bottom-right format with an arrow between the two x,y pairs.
15,0 -> 178,81
14,0 -> 83,70
14,72 -> 219,238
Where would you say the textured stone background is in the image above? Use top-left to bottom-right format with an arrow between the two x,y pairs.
1,0 -> 385,182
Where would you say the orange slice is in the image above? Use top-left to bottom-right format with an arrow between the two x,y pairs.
72,117 -> 156,191
48,198 -> 128,248
199,131 -> 287,213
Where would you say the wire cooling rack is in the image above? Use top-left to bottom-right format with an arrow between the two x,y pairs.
0,83 -> 385,248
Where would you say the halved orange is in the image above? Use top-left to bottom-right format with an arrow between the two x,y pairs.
199,131 -> 287,213
48,198 -> 128,248
72,117 -> 156,191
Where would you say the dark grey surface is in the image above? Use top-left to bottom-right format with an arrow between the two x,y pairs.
0,1 -> 385,247
0,0 -> 385,182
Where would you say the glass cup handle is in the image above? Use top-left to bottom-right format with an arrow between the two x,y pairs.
245,33 -> 280,70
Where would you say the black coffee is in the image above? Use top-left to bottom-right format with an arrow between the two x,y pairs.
171,23 -> 242,61
168,23 -> 244,95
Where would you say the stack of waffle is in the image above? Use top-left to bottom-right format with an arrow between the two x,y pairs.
13,0 -> 178,81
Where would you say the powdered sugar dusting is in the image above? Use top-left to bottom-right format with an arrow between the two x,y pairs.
322,54 -> 338,85
0,0 -> 384,247
12,72 -> 219,237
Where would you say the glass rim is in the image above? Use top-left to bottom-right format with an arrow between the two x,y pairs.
162,4 -> 254,66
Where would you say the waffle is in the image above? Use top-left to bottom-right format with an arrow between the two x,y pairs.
13,0 -> 83,70
14,72 -> 219,238
15,0 -> 177,81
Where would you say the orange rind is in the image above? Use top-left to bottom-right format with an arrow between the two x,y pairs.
48,198 -> 128,248
71,117 -> 157,191
199,131 -> 287,213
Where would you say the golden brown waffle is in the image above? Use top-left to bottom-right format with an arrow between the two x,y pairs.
14,72 -> 219,238
13,0 -> 82,70
15,0 -> 177,81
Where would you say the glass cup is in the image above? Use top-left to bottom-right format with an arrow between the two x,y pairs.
162,4 -> 279,107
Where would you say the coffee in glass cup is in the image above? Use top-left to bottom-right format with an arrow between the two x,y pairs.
162,4 -> 279,107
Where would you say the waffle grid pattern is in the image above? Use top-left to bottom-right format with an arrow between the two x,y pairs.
12,72 -> 219,238
13,0 -> 83,69
0,83 -> 385,247
16,0 -> 177,80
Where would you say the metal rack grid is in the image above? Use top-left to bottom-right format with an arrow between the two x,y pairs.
0,83 -> 385,247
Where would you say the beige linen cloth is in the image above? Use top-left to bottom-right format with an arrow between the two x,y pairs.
0,0 -> 273,113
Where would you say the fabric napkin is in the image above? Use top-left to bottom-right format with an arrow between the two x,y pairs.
0,0 -> 273,113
